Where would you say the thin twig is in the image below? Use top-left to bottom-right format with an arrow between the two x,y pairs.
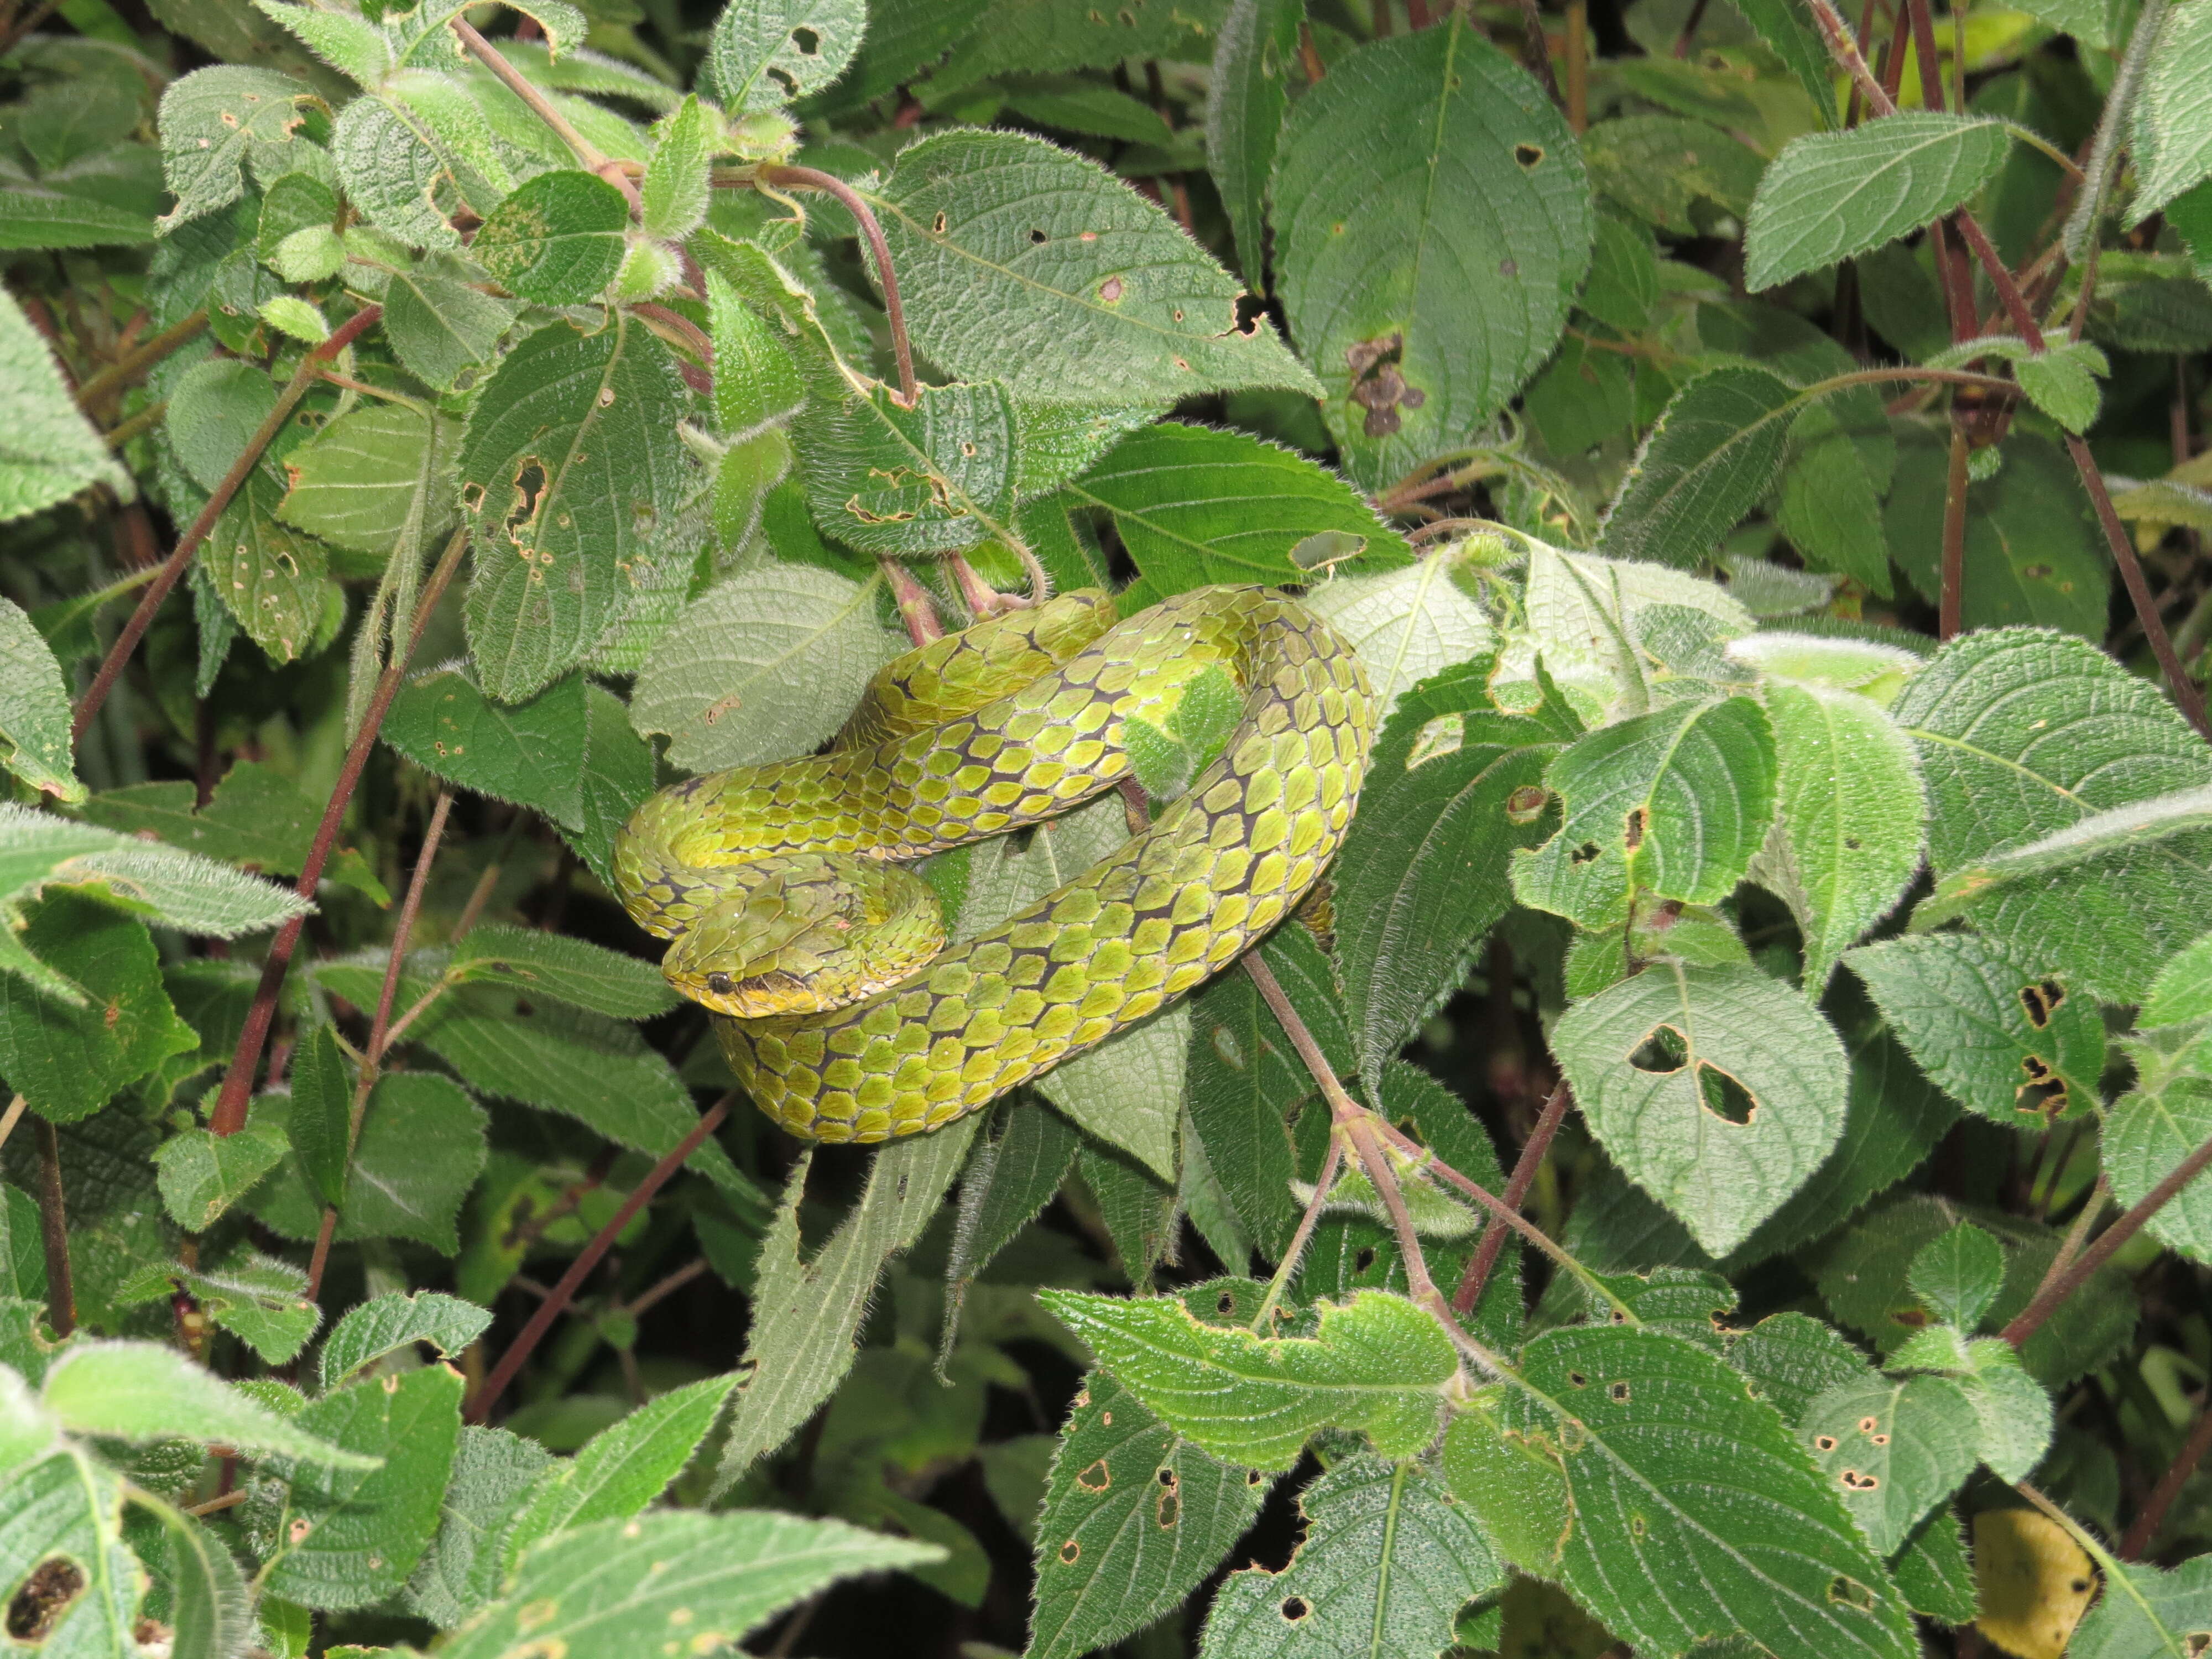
103,401 -> 168,451
2002,1134 -> 2212,1348
621,1256 -> 710,1319
208,527 -> 469,1137
1940,422 -> 1970,639
71,306 -> 383,745
182,1488 -> 250,1518
74,310 -> 208,414
306,790 -> 455,1300
34,1117 -> 74,1338
1453,1080 -> 1570,1314
1253,1137 -> 1343,1330
450,17 -> 639,209
1514,0 -> 1563,105
0,1094 -> 25,1156
755,163 -> 920,408
2122,1393 -> 2212,1558
466,1095 -> 734,1423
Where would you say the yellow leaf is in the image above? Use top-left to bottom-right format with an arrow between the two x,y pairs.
1973,1506 -> 2096,1659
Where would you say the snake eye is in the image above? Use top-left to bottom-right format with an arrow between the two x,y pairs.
706,972 -> 734,995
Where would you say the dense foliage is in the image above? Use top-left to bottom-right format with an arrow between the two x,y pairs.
4,0 -> 2212,1653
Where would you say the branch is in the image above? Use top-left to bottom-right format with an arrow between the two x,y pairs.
1941,423 -> 1970,640
2000,1133 -> 2212,1348
34,1117 -> 74,1338
450,17 -> 640,209
753,163 -> 919,409
71,305 -> 384,745
74,309 -> 207,415
2122,1392 -> 2212,1558
1253,1136 -> 1342,1330
466,1094 -> 734,1423
207,525 -> 470,1137
1453,1079 -> 1569,1314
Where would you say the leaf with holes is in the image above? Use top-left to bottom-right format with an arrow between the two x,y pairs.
1845,934 -> 2103,1123
1799,1374 -> 1980,1556
1551,959 -> 1848,1256
795,378 -> 1020,555
865,129 -> 1317,403
1271,17 -> 1591,487
156,65 -> 311,229
472,170 -> 628,305
1028,1368 -> 1269,1659
1597,367 -> 1801,568
2069,1555 -> 2212,1659
206,470 -> 333,665
458,314 -> 695,703
0,1448 -> 144,1650
707,0 -> 866,112
1890,626 -> 2212,1003
1750,682 -> 1927,992
1512,695 -> 1777,933
1038,1287 -> 1456,1472
319,1291 -> 493,1391
1198,1452 -> 1503,1659
382,666 -> 589,828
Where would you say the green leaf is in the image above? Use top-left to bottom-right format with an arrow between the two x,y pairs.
1729,0 -> 1840,123
252,0 -> 390,84
941,1103 -> 1079,1352
642,94 -> 714,242
1206,0 -> 1301,287
383,666 -> 588,828
1890,1507 -> 1977,1625
382,251 -> 520,392
1029,1368 -> 1265,1659
1334,660 -> 1577,1095
258,1364 -> 462,1610
1066,422 -> 1409,598
319,1291 -> 492,1391
2103,1078 -> 2212,1264
2129,0 -> 2212,220
259,293 -> 328,343
1926,782 -> 2212,918
714,1123 -> 980,1486
1744,116 -> 2012,291
0,1449 -> 143,1651
1551,959 -> 1848,1256
569,683 -> 657,889
796,378 -> 1020,555
153,1123 -> 288,1231
0,186 -> 158,251
404,1425 -> 551,1628
206,469 -> 333,665
2,805 -> 314,943
708,0 -> 866,112
155,65 -> 309,230
0,290 -> 127,523
867,129 -> 1318,403
629,564 -> 904,773
0,893 -> 195,1119
929,0 -> 1225,90
287,1022 -> 350,1208
0,599 -> 82,804
2070,1556 -> 2212,1659
707,272 -> 805,437
41,1341 -> 372,1464
1500,538 -> 1755,713
459,314 -> 695,703
1597,366 -> 1800,567
2144,930 -> 2212,1027
1909,1224 -> 2006,1331
1127,664 -> 1243,801
1038,1287 -> 1456,1472
1512,696 -> 1778,932
1491,1324 -> 1918,1659
442,1510 -> 940,1659
441,925 -> 679,1020
1890,625 -> 2211,1003
1776,402 -> 1893,594
1728,1310 -> 1879,1425
1751,682 -> 1926,991
1948,1338 -> 2051,1481
252,1073 -> 488,1254
135,1483 -> 257,1659
1271,17 -> 1592,487
148,1250 -> 321,1364
2016,342 -> 2109,433
330,91 -> 468,251
1799,1374 -> 1980,1556
473,170 -> 628,305
1198,1452 -> 1503,1659
1848,933 -> 2103,1122
76,758 -> 385,904
276,401 -> 457,560
1301,553 -> 1496,722
504,1374 -> 739,1563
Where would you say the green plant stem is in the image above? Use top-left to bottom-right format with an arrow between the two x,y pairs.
70,304 -> 384,747
465,1094 -> 734,1424
305,789 -> 454,1301
1940,421 -> 1970,638
34,1115 -> 73,1338
2001,1136 -> 2212,1347
1452,1079 -> 1570,1314
1252,1135 -> 1343,1331
103,400 -> 166,451
73,309 -> 207,414
207,525 -> 469,1138
2122,1393 -> 2212,1558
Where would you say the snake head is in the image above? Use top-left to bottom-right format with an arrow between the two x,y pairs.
661,852 -> 946,1017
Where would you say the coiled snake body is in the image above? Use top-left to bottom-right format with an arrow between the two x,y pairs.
613,585 -> 1375,1141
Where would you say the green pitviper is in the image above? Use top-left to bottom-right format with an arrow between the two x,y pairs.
612,585 -> 1375,1141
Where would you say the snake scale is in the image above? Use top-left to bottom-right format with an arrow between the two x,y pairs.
612,585 -> 1375,1141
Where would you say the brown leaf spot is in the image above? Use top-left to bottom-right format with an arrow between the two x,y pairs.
1058,1540 -> 1081,1565
7,1558 -> 86,1642
1098,276 -> 1124,302
1076,1459 -> 1111,1491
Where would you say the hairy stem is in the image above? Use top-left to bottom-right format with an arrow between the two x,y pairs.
879,556 -> 945,645
1253,1136 -> 1343,1331
2122,1392 -> 2212,1558
71,305 -> 384,745
754,163 -> 920,408
74,309 -> 207,414
1941,422 -> 1970,639
208,526 -> 469,1137
466,1095 -> 733,1423
1453,1080 -> 1570,1314
34,1117 -> 74,1338
451,17 -> 639,208
2001,1134 -> 2212,1347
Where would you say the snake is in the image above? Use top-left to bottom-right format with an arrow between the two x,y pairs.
611,584 -> 1376,1142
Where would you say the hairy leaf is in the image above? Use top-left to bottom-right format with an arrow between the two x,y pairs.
1598,367 -> 1800,568
1799,1374 -> 1979,1555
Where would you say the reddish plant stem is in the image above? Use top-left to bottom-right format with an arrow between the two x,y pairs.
74,309 -> 207,415
466,1095 -> 734,1423
1452,1080 -> 1571,1314
880,556 -> 945,644
2122,1396 -> 2212,1558
208,526 -> 469,1138
2001,1130 -> 2212,1348
71,305 -> 384,745
1513,0 -> 1563,105
451,17 -> 640,211
34,1117 -> 74,1338
1940,422 -> 1970,639
1298,22 -> 1326,82
755,163 -> 920,409
306,790 -> 455,1300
